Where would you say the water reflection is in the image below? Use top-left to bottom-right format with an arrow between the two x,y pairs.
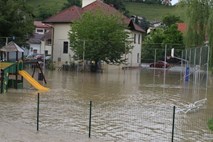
0,67 -> 212,141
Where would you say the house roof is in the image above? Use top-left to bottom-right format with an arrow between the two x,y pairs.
44,0 -> 145,33
177,23 -> 187,33
28,33 -> 44,44
41,30 -> 52,41
44,6 -> 82,23
34,21 -> 52,28
0,41 -> 24,52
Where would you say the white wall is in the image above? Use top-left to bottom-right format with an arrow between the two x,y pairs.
29,43 -> 41,55
53,24 -> 74,66
41,41 -> 52,55
82,0 -> 96,7
125,31 -> 142,67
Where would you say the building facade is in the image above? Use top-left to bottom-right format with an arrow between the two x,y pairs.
44,0 -> 145,67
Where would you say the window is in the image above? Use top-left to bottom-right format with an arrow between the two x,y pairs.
47,39 -> 51,45
134,34 -> 136,44
45,50 -> 48,55
63,41 -> 68,54
137,53 -> 140,63
138,34 -> 141,44
36,29 -> 44,33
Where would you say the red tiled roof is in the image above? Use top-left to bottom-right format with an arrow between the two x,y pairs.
44,6 -> 82,23
44,0 -> 145,32
177,23 -> 187,33
34,21 -> 52,28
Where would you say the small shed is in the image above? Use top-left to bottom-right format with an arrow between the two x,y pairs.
0,41 -> 24,61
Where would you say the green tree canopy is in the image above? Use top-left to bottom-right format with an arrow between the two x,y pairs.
61,0 -> 81,10
104,0 -> 129,16
184,0 -> 209,47
69,11 -> 131,68
162,14 -> 183,27
142,24 -> 184,62
0,0 -> 34,46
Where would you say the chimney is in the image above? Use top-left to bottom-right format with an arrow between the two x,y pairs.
82,0 -> 96,7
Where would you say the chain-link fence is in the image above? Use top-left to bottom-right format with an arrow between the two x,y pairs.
32,97 -> 213,142
141,45 -> 210,86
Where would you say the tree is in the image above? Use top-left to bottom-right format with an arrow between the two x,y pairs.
104,0 -> 129,16
162,15 -> 182,27
69,11 -> 131,72
142,24 -> 184,62
61,0 -> 81,10
0,0 -> 34,46
184,0 -> 209,47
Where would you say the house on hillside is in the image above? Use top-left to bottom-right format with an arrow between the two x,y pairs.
44,0 -> 145,67
28,21 -> 52,56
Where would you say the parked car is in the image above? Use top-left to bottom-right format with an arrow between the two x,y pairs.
149,61 -> 170,68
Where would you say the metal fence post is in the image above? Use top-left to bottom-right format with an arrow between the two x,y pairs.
37,93 -> 40,131
172,106 -> 176,142
89,101 -> 92,138
1,69 -> 4,93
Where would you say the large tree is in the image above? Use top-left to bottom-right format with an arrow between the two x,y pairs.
69,11 -> 131,71
181,0 -> 213,66
184,0 -> 209,47
0,0 -> 34,46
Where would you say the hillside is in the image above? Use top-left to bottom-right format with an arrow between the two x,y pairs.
27,0 -> 180,21
124,2 -> 179,21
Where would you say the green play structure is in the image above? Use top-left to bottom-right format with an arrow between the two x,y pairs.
0,41 -> 48,93
0,62 -> 23,93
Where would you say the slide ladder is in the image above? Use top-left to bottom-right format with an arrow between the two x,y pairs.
18,70 -> 49,91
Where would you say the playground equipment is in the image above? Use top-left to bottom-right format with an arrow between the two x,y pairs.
0,41 -> 49,93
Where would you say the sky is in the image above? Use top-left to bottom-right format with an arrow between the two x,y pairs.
171,0 -> 179,5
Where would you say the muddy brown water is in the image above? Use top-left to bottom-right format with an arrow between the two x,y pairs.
0,67 -> 212,142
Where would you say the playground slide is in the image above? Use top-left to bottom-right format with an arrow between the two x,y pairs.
18,70 -> 49,91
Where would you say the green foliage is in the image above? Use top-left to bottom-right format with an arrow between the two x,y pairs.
208,118 -> 213,131
142,23 -> 184,61
69,11 -> 131,65
162,14 -> 182,27
45,60 -> 55,70
184,0 -> 209,47
124,0 -> 171,5
104,0 -> 129,16
61,0 -> 81,10
0,0 -> 34,45
124,2 -> 178,21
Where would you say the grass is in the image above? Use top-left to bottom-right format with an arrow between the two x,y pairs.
27,0 -> 67,16
124,2 -> 179,21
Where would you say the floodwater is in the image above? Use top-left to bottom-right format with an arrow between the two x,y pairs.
0,66 -> 213,142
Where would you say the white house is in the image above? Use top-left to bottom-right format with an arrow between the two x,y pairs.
44,0 -> 145,67
28,21 -> 52,56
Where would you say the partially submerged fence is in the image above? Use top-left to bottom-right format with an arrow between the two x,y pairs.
33,98 -> 213,142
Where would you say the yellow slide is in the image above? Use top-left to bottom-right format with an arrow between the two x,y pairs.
19,70 -> 49,91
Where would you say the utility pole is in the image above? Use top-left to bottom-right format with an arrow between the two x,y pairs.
5,37 -> 8,45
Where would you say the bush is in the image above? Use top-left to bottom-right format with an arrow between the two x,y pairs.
46,60 -> 55,70
208,118 -> 213,131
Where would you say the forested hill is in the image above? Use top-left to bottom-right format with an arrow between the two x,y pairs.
27,0 -> 178,21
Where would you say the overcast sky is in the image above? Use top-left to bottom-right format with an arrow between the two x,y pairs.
171,0 -> 179,5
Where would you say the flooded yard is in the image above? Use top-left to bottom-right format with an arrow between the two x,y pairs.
0,67 -> 212,141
